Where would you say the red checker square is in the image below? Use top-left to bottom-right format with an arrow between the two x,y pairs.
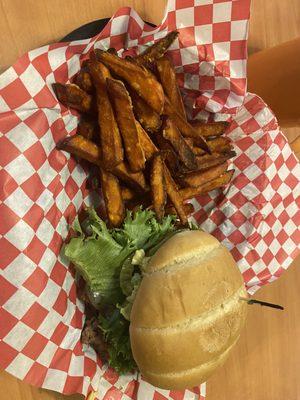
52,64 -> 69,86
110,34 -> 126,50
228,229 -> 246,245
263,231 -> 275,246
33,85 -> 58,109
274,154 -> 284,169
262,249 -> 274,265
240,117 -> 261,135
50,261 -> 67,287
0,237 -> 20,270
242,268 -> 256,284
0,308 -> 18,339
24,110 -> 49,139
24,362 -> 48,387
244,96 -> 264,115
0,136 -> 20,167
47,175 -> 63,198
65,176 -> 80,200
176,0 -> 194,9
21,302 -> 48,330
48,147 -> 68,172
282,192 -> 294,208
178,27 -> 196,47
275,248 -> 288,264
24,141 -> 47,171
278,211 -> 291,227
128,19 -> 143,40
211,227 -> 226,243
274,266 -> 285,278
73,341 -> 84,356
183,63 -> 199,74
125,380 -> 139,399
0,276 -> 17,307
70,307 -> 84,329
153,391 -> 168,400
212,22 -> 231,43
257,268 -> 271,283
170,390 -> 185,400
167,11 -> 176,30
1,78 -> 32,109
48,232 -> 63,255
0,341 -> 19,369
50,347 -> 72,372
103,367 -> 119,385
13,53 -> 30,75
231,0 -> 251,21
285,170 -> 299,190
190,386 -> 200,395
233,172 -> 251,191
0,203 -> 19,236
200,76 -> 215,91
214,60 -> 230,77
23,204 -> 44,231
230,247 -> 243,262
31,52 -> 53,78
286,153 -> 298,169
21,173 -> 45,202
64,202 -> 77,222
63,376 -> 83,395
194,4 -> 213,25
22,332 -> 49,360
270,174 -> 282,191
84,357 -> 97,377
66,44 -> 86,60
235,136 -> 255,151
50,322 -> 69,346
0,170 -> 18,202
23,267 -> 48,297
169,48 -> 182,66
0,112 -> 22,134
230,78 -> 246,96
53,289 -> 68,316
68,282 -> 77,305
50,118 -> 68,144
245,249 -> 260,264
25,236 -> 47,264
230,40 -> 247,60
103,387 -> 123,400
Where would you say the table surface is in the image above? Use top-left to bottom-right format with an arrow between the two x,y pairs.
0,1 -> 299,399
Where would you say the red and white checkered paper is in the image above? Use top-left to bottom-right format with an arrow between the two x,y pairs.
0,0 -> 299,399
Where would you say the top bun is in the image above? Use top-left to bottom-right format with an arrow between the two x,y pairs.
130,230 -> 247,390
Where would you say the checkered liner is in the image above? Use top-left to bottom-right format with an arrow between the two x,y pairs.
0,0 -> 299,399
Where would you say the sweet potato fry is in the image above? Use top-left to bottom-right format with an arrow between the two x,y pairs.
189,120 -> 229,138
193,136 -> 232,156
135,31 -> 179,67
89,61 -> 124,170
165,202 -> 194,217
57,135 -> 100,164
53,83 -> 93,113
75,62 -> 93,94
113,163 -> 148,193
180,170 -> 234,200
164,163 -> 187,225
150,154 -> 167,220
77,118 -> 97,141
107,48 -> 118,56
164,98 -> 210,153
121,187 -> 136,202
93,50 -> 164,114
162,118 -> 197,170
106,78 -> 145,172
129,89 -> 162,133
135,121 -> 158,160
195,151 -> 236,171
157,56 -> 186,118
179,163 -> 228,188
156,134 -> 180,175
100,168 -> 125,227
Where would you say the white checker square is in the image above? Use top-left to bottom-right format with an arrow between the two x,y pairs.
93,37 -> 110,51
215,76 -> 230,90
37,312 -> 62,340
38,279 -> 61,310
5,219 -> 35,251
36,189 -> 54,213
225,92 -> 244,109
231,20 -> 249,40
6,121 -> 38,152
284,219 -> 297,233
230,59 -> 247,78
55,190 -> 70,214
195,0 -> 213,5
72,190 -> 85,211
282,238 -> 297,254
0,95 -> 10,112
278,165 -> 290,181
38,160 -> 57,187
48,46 -> 68,71
4,321 -> 34,352
36,218 -> 55,246
69,164 -> 87,187
213,41 -> 230,60
195,24 -> 212,44
5,353 -> 34,380
184,73 -> 200,90
68,354 -> 84,376
176,8 -> 194,28
4,187 -> 34,218
0,67 -> 18,89
2,253 -> 36,287
15,98 -> 39,113
199,60 -> 214,76
213,2 -> 232,23
180,46 -> 199,65
37,341 -> 58,366
67,57 -> 81,79
43,369 -> 67,392
39,248 -> 57,273
20,64 -> 45,97
277,182 -> 292,198
5,154 -> 35,185
56,217 -> 69,239
3,286 -> 36,319
111,15 -> 129,35
59,325 -> 79,350
28,45 -> 50,62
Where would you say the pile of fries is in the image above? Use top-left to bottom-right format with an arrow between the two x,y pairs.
54,31 -> 235,227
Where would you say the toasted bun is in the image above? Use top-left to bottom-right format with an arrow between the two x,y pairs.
130,230 -> 247,390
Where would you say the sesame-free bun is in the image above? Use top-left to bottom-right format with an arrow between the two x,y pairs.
130,230 -> 247,390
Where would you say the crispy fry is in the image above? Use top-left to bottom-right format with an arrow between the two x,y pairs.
180,170 -> 234,200
165,202 -> 194,217
135,121 -> 158,160
156,134 -> 180,175
162,118 -> 197,170
77,118 -> 97,141
179,163 -> 228,188
193,136 -> 232,156
93,50 -> 164,114
106,78 -> 145,172
195,151 -> 236,171
113,162 -> 148,193
57,135 -> 100,164
107,48 -> 118,56
189,120 -> 229,138
100,168 -> 125,227
164,97 -> 210,153
185,137 -> 194,147
164,163 -> 187,225
89,61 -> 124,170
135,31 -> 179,67
121,187 -> 136,202
53,83 -> 93,113
157,56 -> 186,118
150,154 -> 167,220
75,62 -> 93,93
129,89 -> 162,133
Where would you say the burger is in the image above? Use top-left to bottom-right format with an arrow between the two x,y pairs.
65,208 -> 247,390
